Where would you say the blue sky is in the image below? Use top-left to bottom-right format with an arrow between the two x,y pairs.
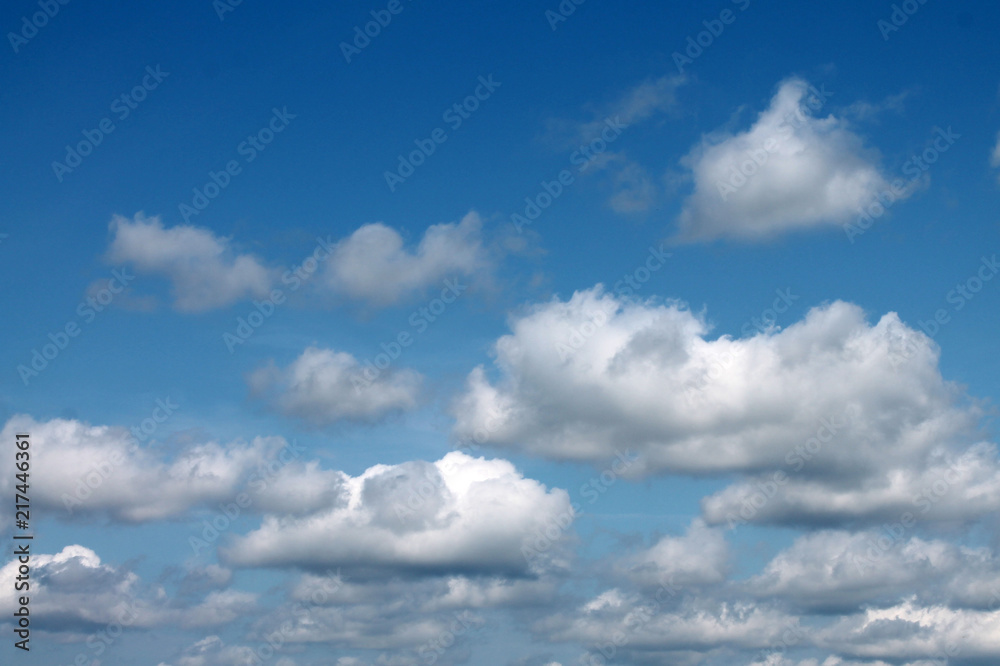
3,0 -> 1000,664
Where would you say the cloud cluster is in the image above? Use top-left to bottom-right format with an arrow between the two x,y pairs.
0,412 -> 573,664
0,412 -> 578,663
157,635 -> 298,666
53,127 -> 1000,662
747,529 -> 1000,613
248,346 -> 423,425
104,211 -> 490,311
0,414 -> 292,523
543,592 -> 799,658
222,451 -> 573,578
815,600 -> 1000,662
702,440 -> 1000,528
0,546 -> 255,633
548,565 -> 1000,665
543,518 -> 1000,664
246,571 -> 555,658
452,287 -> 998,527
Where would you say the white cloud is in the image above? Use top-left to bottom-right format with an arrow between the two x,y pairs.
104,212 -> 492,312
452,287 -> 999,526
702,441 -> 1000,528
248,347 -> 423,425
249,458 -> 347,516
222,451 -> 573,578
0,415 -> 297,523
543,592 -> 800,655
0,545 -> 257,634
0,415 -> 343,526
676,78 -> 898,241
453,288 -> 972,473
106,213 -> 273,312
816,599 -> 1000,662
248,571 -> 550,654
176,563 -> 234,593
157,636 -> 298,666
617,520 -> 729,587
319,211 -> 489,306
536,527 -> 1000,664
425,575 -> 558,610
748,530 -> 1000,612
751,657 -> 939,666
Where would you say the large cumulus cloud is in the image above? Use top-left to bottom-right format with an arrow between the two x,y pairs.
222,451 -> 574,578
452,287 -> 998,527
